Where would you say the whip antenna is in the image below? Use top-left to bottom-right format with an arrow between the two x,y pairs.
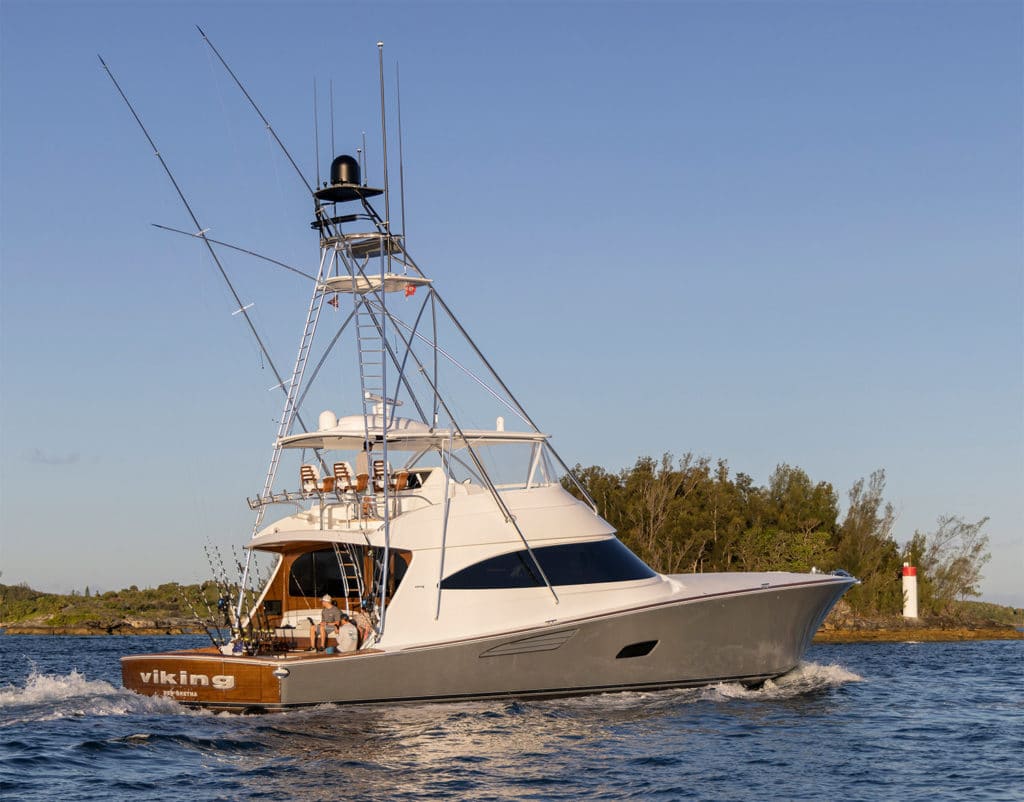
360,131 -> 368,184
396,61 -> 407,243
377,41 -> 390,234
313,78 -> 321,186
330,79 -> 336,160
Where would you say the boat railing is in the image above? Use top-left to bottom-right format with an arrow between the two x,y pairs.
247,484 -> 436,527
247,489 -> 307,510
492,480 -> 557,492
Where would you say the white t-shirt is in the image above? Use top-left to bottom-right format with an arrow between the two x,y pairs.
335,621 -> 359,653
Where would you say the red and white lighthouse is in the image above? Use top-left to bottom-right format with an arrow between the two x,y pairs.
902,563 -> 919,618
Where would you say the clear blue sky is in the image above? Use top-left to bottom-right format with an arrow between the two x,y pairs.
2,1 -> 1021,605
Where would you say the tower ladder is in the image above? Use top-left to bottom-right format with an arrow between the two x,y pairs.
251,247 -> 332,532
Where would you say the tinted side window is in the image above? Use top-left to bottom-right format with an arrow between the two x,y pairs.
441,539 -> 655,590
288,549 -> 353,599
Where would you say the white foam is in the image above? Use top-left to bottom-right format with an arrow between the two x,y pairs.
706,660 -> 863,701
0,669 -> 115,707
0,670 -> 199,725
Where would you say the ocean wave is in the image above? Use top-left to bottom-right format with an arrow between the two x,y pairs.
0,670 -> 197,725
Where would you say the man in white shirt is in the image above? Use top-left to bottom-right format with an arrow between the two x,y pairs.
335,613 -> 359,653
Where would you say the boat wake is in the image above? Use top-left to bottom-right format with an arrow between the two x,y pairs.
0,670 -> 197,726
538,660 -> 862,714
706,660 -> 863,701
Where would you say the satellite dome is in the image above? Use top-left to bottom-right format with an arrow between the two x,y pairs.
330,155 -> 360,187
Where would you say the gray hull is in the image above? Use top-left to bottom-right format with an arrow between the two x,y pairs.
274,578 -> 851,708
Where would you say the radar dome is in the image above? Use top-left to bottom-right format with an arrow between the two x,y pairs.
330,155 -> 360,187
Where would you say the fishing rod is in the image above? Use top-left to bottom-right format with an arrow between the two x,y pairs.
180,590 -> 220,649
232,545 -> 269,651
228,547 -> 258,646
196,580 -> 225,645
204,542 -> 239,639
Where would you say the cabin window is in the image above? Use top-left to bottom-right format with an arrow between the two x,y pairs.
288,547 -> 410,600
288,548 -> 360,599
440,538 -> 656,590
262,599 -> 282,616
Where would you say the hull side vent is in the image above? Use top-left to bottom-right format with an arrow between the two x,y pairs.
616,640 -> 658,659
479,629 -> 578,658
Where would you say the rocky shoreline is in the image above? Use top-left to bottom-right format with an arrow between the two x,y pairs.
813,626 -> 1022,643
1,623 -> 207,636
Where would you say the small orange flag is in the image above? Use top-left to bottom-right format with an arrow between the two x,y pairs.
404,284 -> 416,298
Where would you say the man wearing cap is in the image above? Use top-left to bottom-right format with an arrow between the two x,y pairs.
309,594 -> 342,651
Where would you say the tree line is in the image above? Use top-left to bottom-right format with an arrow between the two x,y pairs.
0,581 -> 213,628
566,454 -> 990,617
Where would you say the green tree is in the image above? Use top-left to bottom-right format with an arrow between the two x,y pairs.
625,453 -> 724,573
834,469 -> 902,614
731,465 -> 838,573
697,460 -> 749,571
905,516 -> 991,616
763,464 -> 839,536
569,464 -> 628,530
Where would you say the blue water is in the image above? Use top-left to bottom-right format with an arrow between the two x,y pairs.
1,636 -> 1021,801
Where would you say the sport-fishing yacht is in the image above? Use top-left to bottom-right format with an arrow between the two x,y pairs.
116,41 -> 856,711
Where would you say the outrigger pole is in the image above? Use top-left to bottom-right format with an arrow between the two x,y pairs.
98,56 -> 291,403
149,229 -> 369,423
430,289 -> 600,513
152,224 -> 318,281
359,295 -> 560,604
197,27 -> 315,195
100,52 -> 329,633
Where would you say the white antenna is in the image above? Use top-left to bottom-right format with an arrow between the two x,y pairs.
396,61 -> 407,243
377,41 -> 390,234
329,79 -> 336,160
313,78 -> 321,186
360,131 -> 368,184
